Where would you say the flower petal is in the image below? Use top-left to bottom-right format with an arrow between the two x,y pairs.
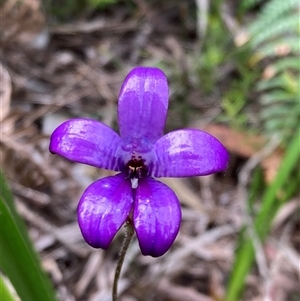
133,177 -> 181,257
77,174 -> 133,249
49,118 -> 123,171
150,129 -> 229,177
118,67 -> 169,143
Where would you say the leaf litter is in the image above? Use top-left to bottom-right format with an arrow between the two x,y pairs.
0,0 -> 299,300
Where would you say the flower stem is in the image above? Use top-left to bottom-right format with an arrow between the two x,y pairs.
112,221 -> 134,301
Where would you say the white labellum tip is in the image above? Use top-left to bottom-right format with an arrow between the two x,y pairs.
131,178 -> 139,189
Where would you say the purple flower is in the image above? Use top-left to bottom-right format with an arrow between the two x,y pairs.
49,67 -> 229,257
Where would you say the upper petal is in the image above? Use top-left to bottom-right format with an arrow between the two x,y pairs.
77,173 -> 133,249
49,118 -> 123,171
150,129 -> 230,177
133,177 -> 181,257
118,67 -> 169,143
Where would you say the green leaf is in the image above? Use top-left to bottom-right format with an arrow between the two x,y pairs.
0,170 -> 14,212
270,57 -> 300,74
0,172 -> 57,301
0,274 -> 17,301
256,75 -> 289,91
255,38 -> 300,61
0,170 -> 39,250
249,0 -> 299,34
88,0 -> 118,8
261,105 -> 293,118
239,0 -> 263,11
255,129 -> 300,231
264,115 -> 299,131
251,14 -> 299,47
260,91 -> 296,104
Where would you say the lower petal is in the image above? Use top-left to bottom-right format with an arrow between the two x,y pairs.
150,129 -> 229,177
77,174 -> 133,249
133,177 -> 181,257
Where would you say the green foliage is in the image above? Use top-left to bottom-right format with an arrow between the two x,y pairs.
194,1 -> 259,131
88,0 -> 118,8
0,275 -> 17,301
251,15 -> 299,48
221,80 -> 248,129
43,0 -> 85,21
226,127 -> 300,301
0,170 -> 57,301
193,1 -> 232,93
226,0 -> 300,299
248,0 -> 300,144
43,0 -> 119,21
239,0 -> 264,10
237,0 -> 264,16
248,0 -> 299,33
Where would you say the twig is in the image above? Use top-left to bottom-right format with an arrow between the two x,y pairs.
151,225 -> 236,278
75,251 -> 103,298
12,181 -> 50,206
157,279 -> 213,301
16,200 -> 88,257
50,20 -> 137,35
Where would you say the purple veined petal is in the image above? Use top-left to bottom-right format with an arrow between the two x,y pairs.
118,67 -> 169,143
77,173 -> 133,249
150,129 -> 230,177
49,118 -> 123,171
133,177 -> 181,257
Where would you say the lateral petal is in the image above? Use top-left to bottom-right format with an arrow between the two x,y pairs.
49,118 -> 122,171
133,177 -> 181,257
118,67 -> 169,143
77,174 -> 133,249
150,129 -> 229,177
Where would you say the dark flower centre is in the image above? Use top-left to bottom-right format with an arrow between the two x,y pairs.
126,157 -> 147,179
119,137 -> 153,188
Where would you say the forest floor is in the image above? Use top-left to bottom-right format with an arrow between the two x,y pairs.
1,1 -> 299,301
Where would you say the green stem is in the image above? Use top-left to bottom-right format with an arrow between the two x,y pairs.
112,221 -> 134,301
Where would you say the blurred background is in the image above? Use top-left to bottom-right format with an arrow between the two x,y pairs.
0,0 -> 299,301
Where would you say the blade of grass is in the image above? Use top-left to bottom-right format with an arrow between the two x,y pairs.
0,274 -> 17,301
0,172 -> 57,301
247,167 -> 265,213
226,128 -> 300,301
0,170 -> 32,241
0,170 -> 14,212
